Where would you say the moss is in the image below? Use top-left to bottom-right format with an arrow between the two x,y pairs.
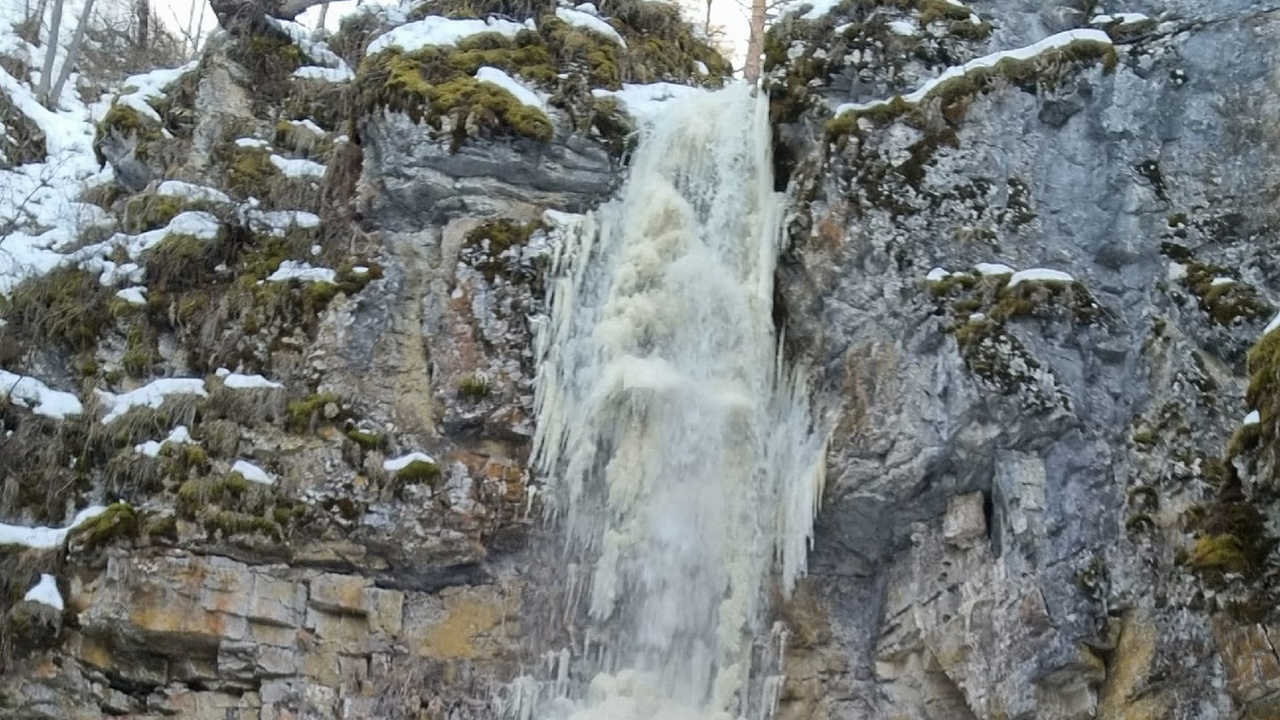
828,37 -> 1117,140
287,392 -> 342,432
120,193 -> 190,233
144,514 -> 179,542
466,218 -> 538,254
346,428 -> 387,451
458,374 -> 490,400
203,510 -> 282,541
225,145 -> 283,200
355,46 -> 554,149
94,103 -> 165,165
1188,534 -> 1250,574
396,459 -> 442,486
68,502 -> 139,554
144,232 -> 220,296
178,474 -> 250,516
1181,262 -> 1274,327
0,266 -> 114,354
587,96 -> 634,157
538,16 -> 620,89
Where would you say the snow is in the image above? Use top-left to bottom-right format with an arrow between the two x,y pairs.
266,261 -> 337,284
157,180 -> 231,205
925,267 -> 951,281
592,82 -> 706,123
835,30 -> 1112,116
0,51 -> 104,296
231,459 -> 274,485
779,0 -> 842,20
1091,13 -> 1150,25
0,504 -> 107,549
1265,312 -> 1280,336
1244,410 -> 1261,427
1167,262 -> 1188,281
475,66 -> 547,111
294,65 -> 355,82
115,210 -> 222,258
694,60 -> 709,74
1007,268 -> 1075,287
135,425 -> 193,457
888,20 -> 917,36
243,208 -> 322,236
217,369 -> 284,390
555,7 -> 626,46
289,119 -> 327,137
975,262 -> 1015,276
23,574 -> 63,610
113,62 -> 198,124
367,15 -> 533,55
115,286 -> 147,305
96,378 -> 208,423
384,452 -> 437,472
0,369 -> 84,419
1210,277 -> 1235,287
270,154 -> 327,179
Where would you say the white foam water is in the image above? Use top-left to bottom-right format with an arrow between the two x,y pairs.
523,83 -> 826,720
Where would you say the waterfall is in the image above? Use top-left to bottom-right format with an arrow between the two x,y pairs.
527,83 -> 827,720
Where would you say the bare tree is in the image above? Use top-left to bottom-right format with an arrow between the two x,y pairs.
743,0 -> 764,83
316,1 -> 329,30
47,0 -> 96,106
34,0 -> 64,102
134,0 -> 149,50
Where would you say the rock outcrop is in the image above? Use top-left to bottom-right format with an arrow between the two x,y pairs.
768,0 -> 1280,718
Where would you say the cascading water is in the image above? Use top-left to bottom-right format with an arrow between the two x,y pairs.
524,83 -> 827,720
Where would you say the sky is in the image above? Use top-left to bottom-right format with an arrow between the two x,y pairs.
151,0 -> 752,69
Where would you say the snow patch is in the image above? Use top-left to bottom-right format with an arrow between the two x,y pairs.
115,286 -> 147,305
975,262 -> 1015,276
0,505 -> 107,549
231,460 -> 274,485
1007,268 -> 1075,287
384,452 -> 437,472
367,15 -> 533,55
0,369 -> 83,419
925,267 -> 951,281
1265,312 -> 1280,336
835,30 -> 1112,116
294,65 -> 355,82
23,574 -> 63,610
266,261 -> 337,284
1244,410 -> 1261,427
1209,277 -> 1235,287
475,66 -> 547,111
270,155 -> 327,179
888,20 -> 917,36
96,378 -> 208,423
135,425 -> 193,457
555,7 -> 626,46
157,180 -> 231,205
591,82 -> 705,123
217,369 -> 284,390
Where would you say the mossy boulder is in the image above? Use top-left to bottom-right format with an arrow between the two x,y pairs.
94,103 -> 165,166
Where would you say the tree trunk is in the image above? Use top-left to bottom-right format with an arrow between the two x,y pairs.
48,0 -> 96,107
704,0 -> 713,35
743,0 -> 765,83
36,0 -> 64,105
135,0 -> 149,50
316,1 -> 329,30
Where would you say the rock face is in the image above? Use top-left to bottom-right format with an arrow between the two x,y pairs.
768,0 -> 1280,718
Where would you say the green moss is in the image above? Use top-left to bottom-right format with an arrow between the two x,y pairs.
827,37 -> 1117,141
355,46 -> 554,149
396,459 -> 442,486
458,374 -> 490,400
178,474 -> 250,516
287,392 -> 342,432
1181,262 -> 1274,327
203,510 -> 282,541
346,428 -> 387,451
587,96 -> 634,157
1188,534 -> 1250,574
225,145 -> 283,200
144,514 -> 178,542
121,193 -> 190,233
94,103 -> 165,165
69,502 -> 139,553
1,266 -> 114,354
466,219 -> 538,254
